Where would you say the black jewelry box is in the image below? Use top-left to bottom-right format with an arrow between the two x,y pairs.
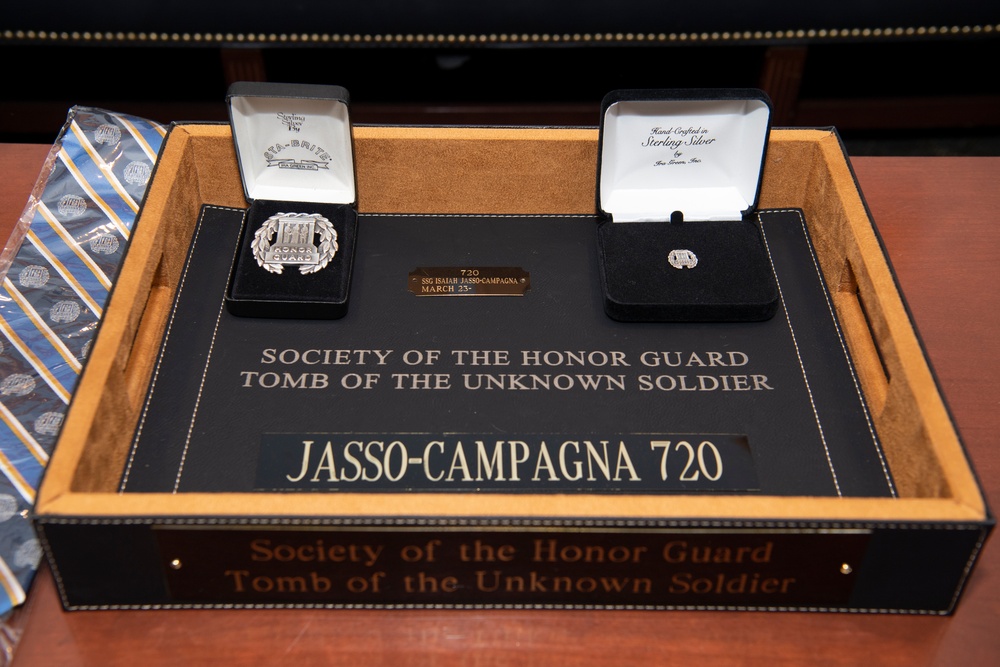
596,88 -> 779,322
225,82 -> 358,319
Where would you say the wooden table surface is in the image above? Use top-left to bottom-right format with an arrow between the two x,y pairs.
1,143 -> 997,666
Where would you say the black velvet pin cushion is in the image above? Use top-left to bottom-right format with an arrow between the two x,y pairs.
224,81 -> 358,319
595,88 -> 779,322
226,200 -> 358,319
596,216 -> 778,322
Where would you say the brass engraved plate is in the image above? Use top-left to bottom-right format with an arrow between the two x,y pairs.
155,525 -> 871,607
408,267 -> 530,296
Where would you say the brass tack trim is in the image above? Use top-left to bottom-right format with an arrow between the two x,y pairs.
2,25 -> 997,45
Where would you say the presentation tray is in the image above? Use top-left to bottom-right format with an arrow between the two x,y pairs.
32,123 -> 992,613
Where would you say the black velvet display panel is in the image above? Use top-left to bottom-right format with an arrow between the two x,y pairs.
597,216 -> 779,322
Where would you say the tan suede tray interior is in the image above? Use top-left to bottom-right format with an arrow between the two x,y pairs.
34,124 -> 987,524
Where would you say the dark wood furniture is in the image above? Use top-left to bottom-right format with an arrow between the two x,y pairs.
2,4 -> 999,143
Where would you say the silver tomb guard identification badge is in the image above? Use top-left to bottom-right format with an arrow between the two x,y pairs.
668,249 -> 699,270
252,212 -> 338,274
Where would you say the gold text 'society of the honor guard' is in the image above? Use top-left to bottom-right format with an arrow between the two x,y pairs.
251,212 -> 338,274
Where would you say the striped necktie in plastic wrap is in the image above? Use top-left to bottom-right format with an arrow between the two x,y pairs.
0,107 -> 166,615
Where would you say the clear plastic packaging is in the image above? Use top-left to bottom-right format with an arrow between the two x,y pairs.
0,107 -> 166,634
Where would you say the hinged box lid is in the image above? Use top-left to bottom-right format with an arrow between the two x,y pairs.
226,81 -> 356,205
598,89 -> 771,222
